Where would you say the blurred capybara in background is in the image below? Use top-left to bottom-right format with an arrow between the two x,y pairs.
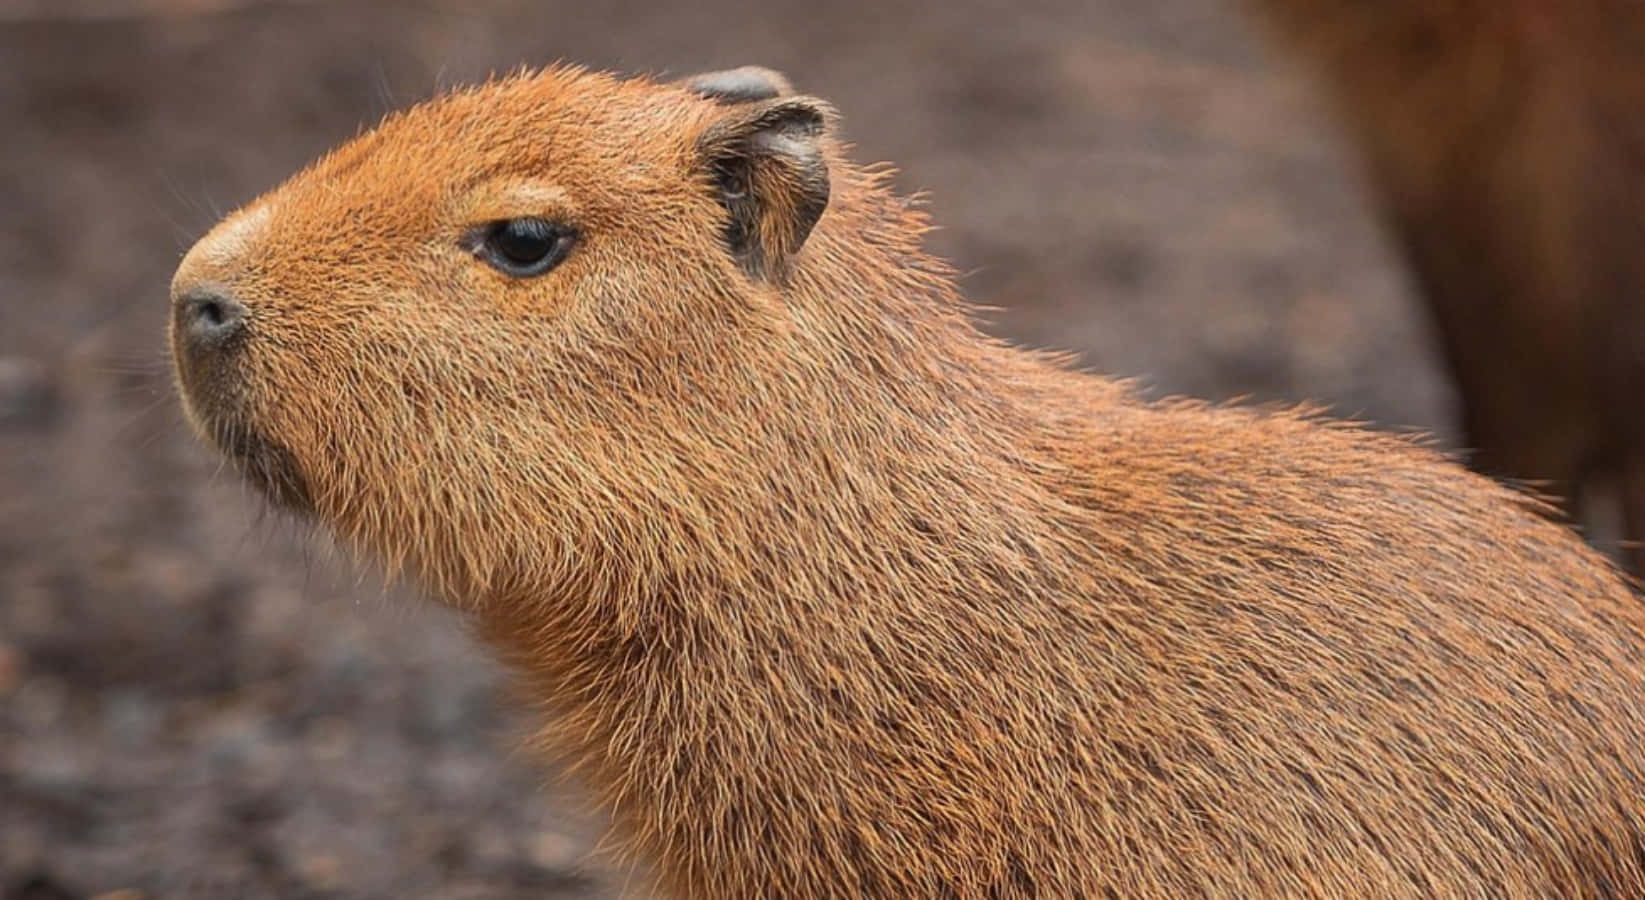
1245,0 -> 1645,573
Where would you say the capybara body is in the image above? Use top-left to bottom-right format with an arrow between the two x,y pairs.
1245,0 -> 1645,572
169,66 -> 1645,897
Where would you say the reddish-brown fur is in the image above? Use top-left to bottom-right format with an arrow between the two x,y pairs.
170,66 -> 1645,897
1244,0 -> 1645,573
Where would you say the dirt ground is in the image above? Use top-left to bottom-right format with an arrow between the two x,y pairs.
0,0 -> 1454,897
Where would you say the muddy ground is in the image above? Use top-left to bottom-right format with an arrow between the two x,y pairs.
1,0 -> 1453,896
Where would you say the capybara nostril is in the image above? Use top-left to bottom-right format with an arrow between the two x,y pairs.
175,288 -> 248,353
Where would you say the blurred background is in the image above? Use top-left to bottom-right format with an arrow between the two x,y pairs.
1,0 -> 1453,897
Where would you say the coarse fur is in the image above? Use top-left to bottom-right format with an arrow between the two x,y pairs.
1243,0 -> 1645,573
170,66 -> 1645,897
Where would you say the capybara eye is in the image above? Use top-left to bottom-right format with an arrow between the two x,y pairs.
475,218 -> 576,277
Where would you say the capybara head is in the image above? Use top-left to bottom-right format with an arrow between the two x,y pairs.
169,67 -> 847,600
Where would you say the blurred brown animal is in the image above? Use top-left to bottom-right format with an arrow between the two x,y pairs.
168,65 -> 1645,897
1245,0 -> 1645,573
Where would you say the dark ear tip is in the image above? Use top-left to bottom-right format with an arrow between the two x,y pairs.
748,95 -> 835,139
681,66 -> 795,104
698,94 -> 837,157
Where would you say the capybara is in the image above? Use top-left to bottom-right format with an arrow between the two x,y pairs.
170,65 -> 1645,897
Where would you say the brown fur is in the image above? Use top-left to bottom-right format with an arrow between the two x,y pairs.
1243,0 -> 1645,573
170,66 -> 1645,897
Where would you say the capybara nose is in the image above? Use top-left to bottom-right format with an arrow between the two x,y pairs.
174,287 -> 248,353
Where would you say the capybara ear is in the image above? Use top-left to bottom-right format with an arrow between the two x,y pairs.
679,65 -> 794,104
697,96 -> 832,280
